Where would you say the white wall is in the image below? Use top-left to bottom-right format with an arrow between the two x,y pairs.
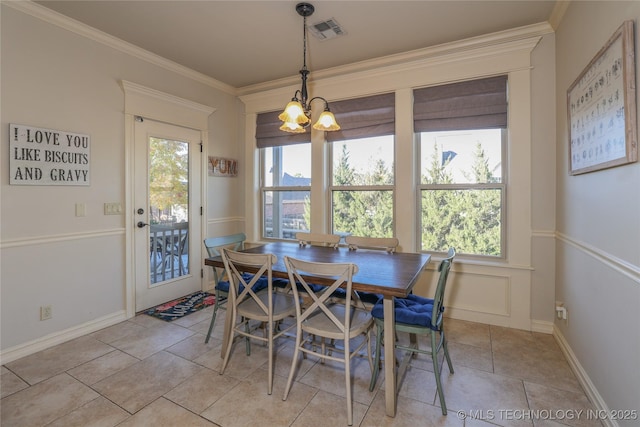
554,1 -> 640,422
0,4 -> 239,360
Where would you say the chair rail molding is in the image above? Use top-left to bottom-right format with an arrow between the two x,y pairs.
556,232 -> 640,284
0,228 -> 125,249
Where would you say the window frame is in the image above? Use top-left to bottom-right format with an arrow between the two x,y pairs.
416,128 -> 507,259
260,144 -> 312,241
328,135 -> 396,238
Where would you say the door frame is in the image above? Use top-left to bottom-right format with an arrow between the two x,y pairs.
122,80 -> 215,318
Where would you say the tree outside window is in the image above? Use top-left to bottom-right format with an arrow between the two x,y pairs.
419,129 -> 504,257
148,137 -> 189,224
331,136 -> 395,238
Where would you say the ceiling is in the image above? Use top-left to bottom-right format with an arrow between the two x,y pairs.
36,1 -> 558,90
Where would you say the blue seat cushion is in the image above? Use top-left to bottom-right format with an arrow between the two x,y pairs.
296,282 -> 325,293
273,277 -> 290,289
330,289 -> 382,305
215,273 -> 270,293
371,294 -> 437,327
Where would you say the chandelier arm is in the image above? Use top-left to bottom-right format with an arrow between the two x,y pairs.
308,96 -> 330,109
291,89 -> 303,102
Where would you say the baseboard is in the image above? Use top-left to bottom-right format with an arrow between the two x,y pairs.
0,310 -> 128,365
553,325 -> 619,427
531,319 -> 554,334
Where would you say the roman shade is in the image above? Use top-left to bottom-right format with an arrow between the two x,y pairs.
256,110 -> 310,148
326,93 -> 395,142
413,75 -> 508,132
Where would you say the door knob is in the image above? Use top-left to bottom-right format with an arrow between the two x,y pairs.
137,221 -> 149,228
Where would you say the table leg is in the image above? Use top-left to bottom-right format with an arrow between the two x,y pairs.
383,295 -> 397,417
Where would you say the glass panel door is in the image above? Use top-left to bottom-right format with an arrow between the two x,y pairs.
134,119 -> 202,312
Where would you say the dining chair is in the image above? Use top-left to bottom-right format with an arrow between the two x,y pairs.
345,235 -> 399,253
203,233 -> 270,343
282,256 -> 373,426
295,232 -> 340,248
368,247 -> 456,415
343,236 -> 400,305
219,248 -> 297,395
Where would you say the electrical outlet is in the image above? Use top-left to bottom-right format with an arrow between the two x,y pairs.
555,303 -> 568,322
104,202 -> 123,215
40,305 -> 52,321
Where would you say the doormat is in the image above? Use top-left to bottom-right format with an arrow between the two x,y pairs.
145,291 -> 215,322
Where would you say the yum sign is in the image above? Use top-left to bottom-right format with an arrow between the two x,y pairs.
10,124 -> 90,186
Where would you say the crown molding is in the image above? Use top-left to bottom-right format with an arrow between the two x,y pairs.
548,0 -> 571,31
240,34 -> 543,113
4,0 -> 237,95
5,1 -> 555,101
238,21 -> 554,96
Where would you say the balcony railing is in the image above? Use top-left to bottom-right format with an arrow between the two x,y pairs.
150,222 -> 189,284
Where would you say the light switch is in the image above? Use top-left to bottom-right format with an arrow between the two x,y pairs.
75,203 -> 86,217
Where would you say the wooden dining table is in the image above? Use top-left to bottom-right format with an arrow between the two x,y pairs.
204,241 -> 431,417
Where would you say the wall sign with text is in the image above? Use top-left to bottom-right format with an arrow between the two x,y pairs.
208,156 -> 237,177
9,124 -> 90,186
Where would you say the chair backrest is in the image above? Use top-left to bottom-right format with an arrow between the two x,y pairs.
431,247 -> 456,330
284,256 -> 358,333
345,235 -> 399,253
204,233 -> 246,257
221,248 -> 276,315
204,233 -> 247,284
295,232 -> 340,248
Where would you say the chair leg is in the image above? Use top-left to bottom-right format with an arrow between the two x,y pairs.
431,331 -> 447,415
369,321 -> 383,392
219,308 -> 236,375
442,330 -> 454,374
267,319 -> 274,395
244,318 -> 251,356
365,328 -> 373,372
205,291 -> 222,343
344,338 -> 353,426
283,328 -> 302,401
320,337 -> 326,364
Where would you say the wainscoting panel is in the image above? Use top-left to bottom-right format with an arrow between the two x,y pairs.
413,262 -> 532,330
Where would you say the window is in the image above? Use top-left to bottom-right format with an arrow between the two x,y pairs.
262,144 -> 311,239
331,136 -> 394,237
415,76 -> 507,257
328,93 -> 395,238
257,111 -> 311,240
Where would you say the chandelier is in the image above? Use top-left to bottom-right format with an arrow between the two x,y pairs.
278,2 -> 340,133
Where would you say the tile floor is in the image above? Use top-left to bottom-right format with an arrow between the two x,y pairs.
1,305 -> 602,427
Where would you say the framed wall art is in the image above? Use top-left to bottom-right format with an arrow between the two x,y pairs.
567,20 -> 637,175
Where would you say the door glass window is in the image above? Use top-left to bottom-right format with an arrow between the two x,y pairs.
148,137 -> 190,284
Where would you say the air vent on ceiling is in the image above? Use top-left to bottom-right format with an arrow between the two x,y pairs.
308,18 -> 346,40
